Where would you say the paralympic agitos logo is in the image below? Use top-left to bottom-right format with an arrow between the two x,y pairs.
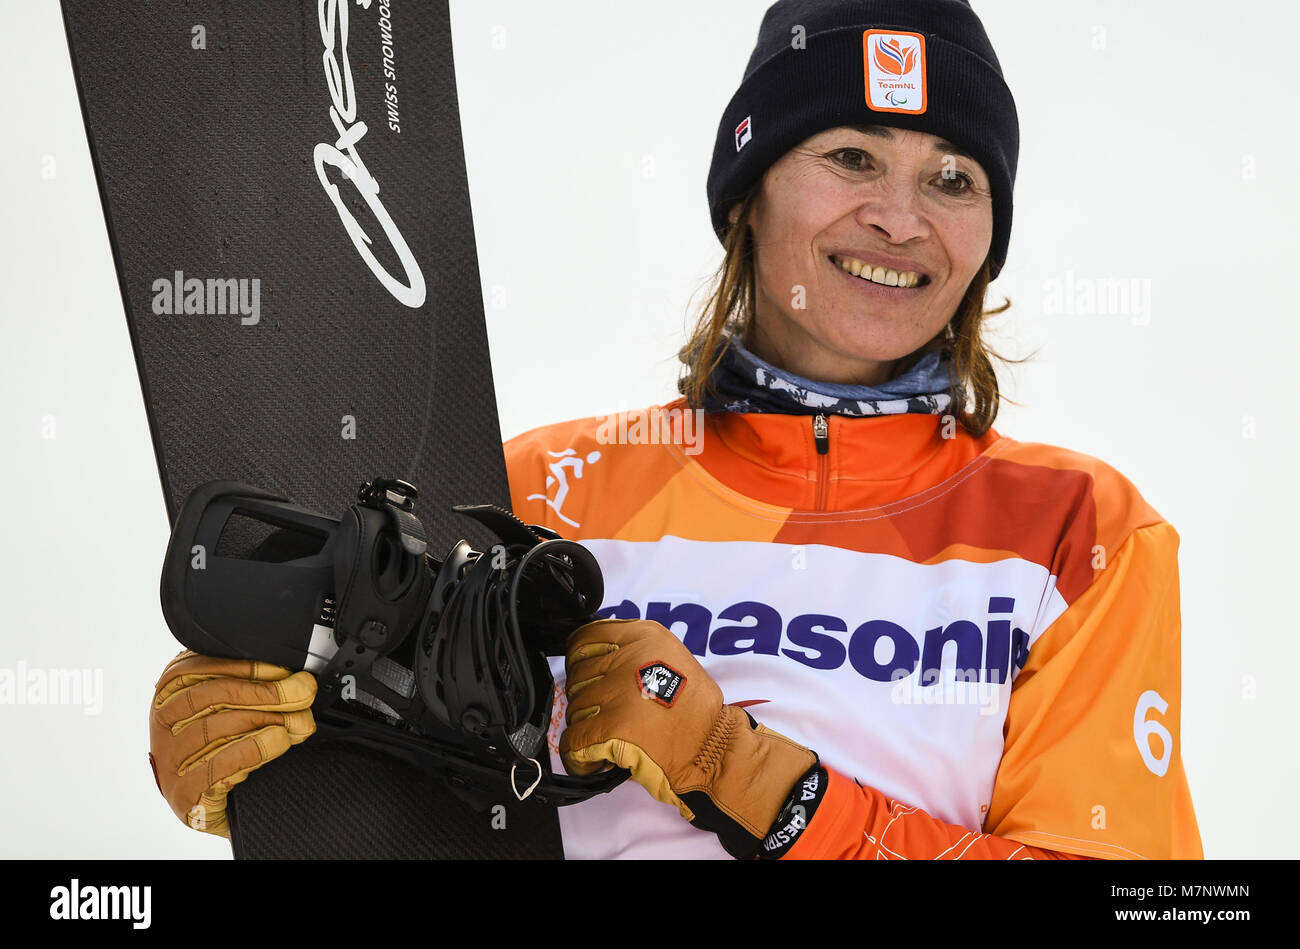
596,596 -> 1031,685
315,0 -> 426,308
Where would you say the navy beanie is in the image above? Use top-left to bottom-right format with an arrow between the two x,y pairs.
706,0 -> 1019,279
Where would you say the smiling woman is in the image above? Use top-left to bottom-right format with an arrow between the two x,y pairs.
137,0 -> 1205,863
682,122 -> 1017,435
744,124 -> 994,367
504,0 -> 1204,861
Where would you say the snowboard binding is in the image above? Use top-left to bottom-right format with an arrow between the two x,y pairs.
160,477 -> 629,810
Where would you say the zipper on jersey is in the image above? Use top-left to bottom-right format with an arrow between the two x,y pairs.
812,413 -> 829,511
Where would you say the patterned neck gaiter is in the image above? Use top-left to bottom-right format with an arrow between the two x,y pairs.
698,333 -> 954,417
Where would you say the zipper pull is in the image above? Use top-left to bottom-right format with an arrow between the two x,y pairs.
812,413 -> 829,455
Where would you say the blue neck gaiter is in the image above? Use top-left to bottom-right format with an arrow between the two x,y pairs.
698,334 -> 954,417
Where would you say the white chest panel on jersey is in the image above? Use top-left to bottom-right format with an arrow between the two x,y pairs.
546,536 -> 1069,860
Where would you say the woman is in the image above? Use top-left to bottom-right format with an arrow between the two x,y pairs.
149,0 -> 1203,859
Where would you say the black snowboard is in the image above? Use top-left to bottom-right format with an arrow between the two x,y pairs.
61,0 -> 564,858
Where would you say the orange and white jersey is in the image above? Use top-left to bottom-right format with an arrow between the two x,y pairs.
505,399 -> 1203,860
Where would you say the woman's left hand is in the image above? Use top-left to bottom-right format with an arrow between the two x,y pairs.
559,617 -> 818,857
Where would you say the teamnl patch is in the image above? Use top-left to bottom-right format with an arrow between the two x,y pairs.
862,30 -> 927,114
638,662 -> 685,707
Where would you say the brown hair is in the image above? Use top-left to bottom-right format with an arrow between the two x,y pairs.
676,183 -> 1029,437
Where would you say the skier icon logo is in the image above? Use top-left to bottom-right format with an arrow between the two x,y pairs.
526,447 -> 601,528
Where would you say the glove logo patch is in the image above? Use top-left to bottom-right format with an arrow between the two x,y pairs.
637,662 -> 685,707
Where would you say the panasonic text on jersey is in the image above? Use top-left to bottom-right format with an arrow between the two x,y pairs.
596,595 -> 1030,686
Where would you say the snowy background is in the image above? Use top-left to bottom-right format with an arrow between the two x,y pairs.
1,0 -> 1295,858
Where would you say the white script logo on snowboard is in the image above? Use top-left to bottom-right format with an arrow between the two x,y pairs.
315,0 -> 426,308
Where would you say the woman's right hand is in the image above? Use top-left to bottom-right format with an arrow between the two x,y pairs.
148,650 -> 317,838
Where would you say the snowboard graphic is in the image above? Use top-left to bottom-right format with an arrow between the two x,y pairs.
61,0 -> 564,858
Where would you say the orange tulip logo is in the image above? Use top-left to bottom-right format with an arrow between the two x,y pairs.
873,36 -> 917,76
863,30 -> 927,114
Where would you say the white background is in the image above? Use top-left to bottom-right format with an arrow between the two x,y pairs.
1,0 -> 1295,858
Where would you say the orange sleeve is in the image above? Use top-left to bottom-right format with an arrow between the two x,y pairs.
780,767 -> 1095,859
781,521 -> 1201,861
980,521 -> 1202,859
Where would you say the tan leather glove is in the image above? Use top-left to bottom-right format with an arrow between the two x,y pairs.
148,650 -> 317,838
559,618 -> 818,858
